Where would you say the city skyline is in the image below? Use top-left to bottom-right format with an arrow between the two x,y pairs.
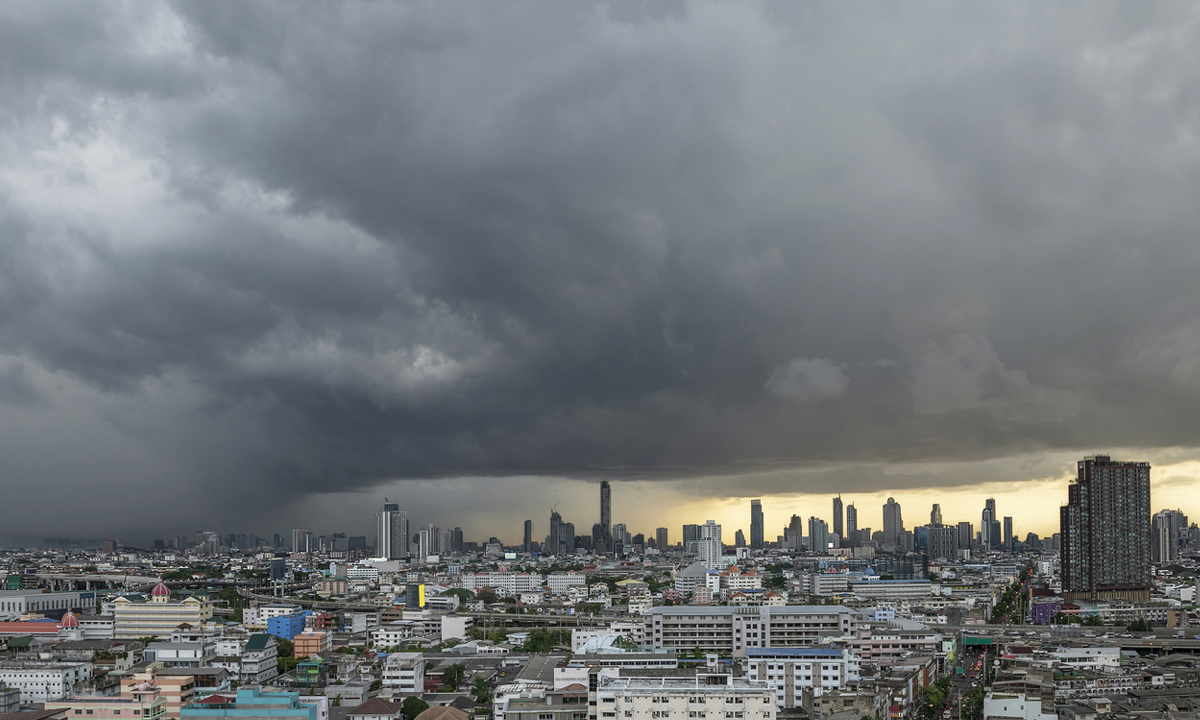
31,455 -> 1198,550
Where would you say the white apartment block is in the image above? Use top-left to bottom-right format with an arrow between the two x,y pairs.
371,624 -> 415,648
848,580 -> 933,600
596,674 -> 775,720
846,627 -> 942,666
462,573 -> 537,595
744,648 -> 861,708
0,662 -> 92,702
346,566 -> 381,582
0,591 -> 90,618
982,692 -> 1056,720
382,652 -> 425,693
259,603 -> 304,620
645,606 -> 859,655
548,572 -> 588,593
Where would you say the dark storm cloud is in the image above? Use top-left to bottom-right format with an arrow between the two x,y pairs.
2,1 -> 1200,539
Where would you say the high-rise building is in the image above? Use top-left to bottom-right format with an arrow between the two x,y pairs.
845,504 -> 857,544
735,529 -> 746,547
957,521 -> 973,550
1003,516 -> 1013,550
291,528 -> 307,553
656,527 -> 669,550
882,498 -> 903,547
927,525 -> 957,562
982,498 -> 1000,550
376,503 -> 408,560
599,480 -> 613,553
750,499 -> 764,549
833,496 -> 844,539
523,520 -> 532,552
784,515 -> 803,550
1061,455 -> 1152,602
1153,509 -> 1188,564
549,510 -> 566,556
417,528 -> 432,559
930,504 -> 942,526
808,517 -> 830,554
683,524 -> 701,544
698,520 -> 722,568
592,523 -> 606,554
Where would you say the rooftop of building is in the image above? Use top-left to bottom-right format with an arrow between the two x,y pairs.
644,605 -> 852,616
744,648 -> 848,658
597,677 -> 771,693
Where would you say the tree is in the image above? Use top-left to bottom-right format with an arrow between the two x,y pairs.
521,628 -> 571,652
472,675 -> 491,704
444,588 -> 475,603
443,663 -> 466,691
476,588 -> 500,605
369,679 -> 382,692
402,697 -> 429,720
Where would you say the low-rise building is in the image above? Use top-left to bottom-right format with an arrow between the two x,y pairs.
0,661 -> 93,702
595,670 -> 775,720
982,691 -> 1056,720
293,631 -> 332,659
180,689 -> 319,720
645,606 -> 859,654
47,683 -> 168,720
381,653 -> 424,694
744,648 -> 862,708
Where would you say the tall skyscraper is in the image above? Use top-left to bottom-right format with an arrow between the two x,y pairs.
784,514 -> 803,550
882,497 -> 904,547
698,520 -> 722,568
957,521 -> 973,550
683,524 -> 701,544
523,519 -> 533,552
656,527 -> 669,550
599,481 -> 612,553
292,528 -> 307,553
808,516 -> 830,554
549,510 -> 565,556
833,496 -> 844,539
928,525 -> 957,562
735,529 -> 746,547
930,504 -> 942,526
982,498 -> 1000,549
750,499 -> 764,549
376,502 -> 408,560
1061,455 -> 1152,602
1152,509 -> 1187,563
1003,516 -> 1013,550
846,504 -> 858,544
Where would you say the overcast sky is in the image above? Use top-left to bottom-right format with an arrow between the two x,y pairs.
3,2 -> 1200,546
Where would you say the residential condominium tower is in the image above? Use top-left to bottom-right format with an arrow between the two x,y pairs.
599,480 -> 612,552
750,499 -> 764,549
698,520 -> 722,568
882,497 -> 903,547
833,496 -> 844,539
376,502 -> 408,560
1061,455 -> 1152,602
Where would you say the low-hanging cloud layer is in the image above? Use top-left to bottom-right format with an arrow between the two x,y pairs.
3,2 -> 1200,542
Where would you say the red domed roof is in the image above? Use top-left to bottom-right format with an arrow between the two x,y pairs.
151,582 -> 171,596
60,609 -> 79,628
